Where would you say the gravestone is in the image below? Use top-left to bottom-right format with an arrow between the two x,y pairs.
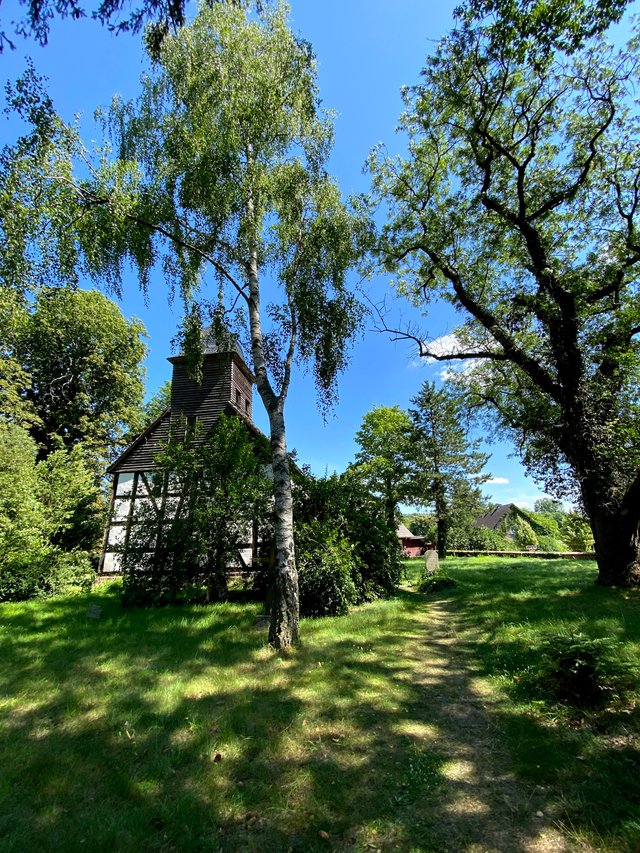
86,604 -> 103,619
424,549 -> 439,575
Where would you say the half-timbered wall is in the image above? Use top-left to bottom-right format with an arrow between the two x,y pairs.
101,469 -> 256,574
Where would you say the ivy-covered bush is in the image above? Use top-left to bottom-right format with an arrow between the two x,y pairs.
448,525 -> 511,551
513,515 -> 538,549
560,513 -> 594,551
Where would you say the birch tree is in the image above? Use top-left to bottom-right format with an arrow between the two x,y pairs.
1,3 -> 363,646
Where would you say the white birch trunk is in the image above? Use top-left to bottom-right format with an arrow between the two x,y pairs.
245,187 -> 300,647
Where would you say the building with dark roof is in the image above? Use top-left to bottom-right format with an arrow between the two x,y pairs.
100,328 -> 266,574
475,503 -> 519,531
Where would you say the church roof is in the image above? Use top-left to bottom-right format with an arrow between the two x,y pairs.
201,326 -> 246,360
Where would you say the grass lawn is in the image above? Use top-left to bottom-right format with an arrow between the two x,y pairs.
0,558 -> 639,851
426,556 -> 640,851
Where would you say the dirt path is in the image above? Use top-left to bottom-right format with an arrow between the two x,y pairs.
406,596 -> 591,853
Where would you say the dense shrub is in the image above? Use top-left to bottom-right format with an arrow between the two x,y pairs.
0,423 -> 102,601
530,633 -> 636,708
416,570 -> 457,593
292,469 -> 401,616
0,543 -> 93,601
536,534 -> 565,552
560,513 -> 594,551
296,523 -> 358,617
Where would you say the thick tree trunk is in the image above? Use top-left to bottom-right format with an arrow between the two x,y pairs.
266,406 -> 299,649
577,468 -> 640,587
588,508 -> 640,587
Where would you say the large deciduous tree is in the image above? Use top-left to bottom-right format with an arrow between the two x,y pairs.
408,382 -> 489,558
369,12 -> 640,586
352,405 -> 414,529
15,287 -> 147,460
1,4 -> 362,646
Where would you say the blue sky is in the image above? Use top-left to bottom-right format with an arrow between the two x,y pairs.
1,0 -> 566,510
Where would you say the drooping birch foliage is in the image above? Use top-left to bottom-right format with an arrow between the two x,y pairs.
1,3 -> 363,644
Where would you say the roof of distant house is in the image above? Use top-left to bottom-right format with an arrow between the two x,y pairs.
475,503 -> 518,530
397,522 -> 424,540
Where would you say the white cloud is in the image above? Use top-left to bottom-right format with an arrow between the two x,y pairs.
486,476 -> 509,485
508,494 -> 548,510
407,333 -> 473,373
406,331 -> 500,380
426,333 -> 468,358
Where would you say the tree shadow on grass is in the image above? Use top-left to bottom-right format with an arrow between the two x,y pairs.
0,579 -> 638,851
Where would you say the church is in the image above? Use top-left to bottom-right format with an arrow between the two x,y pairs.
99,329 -> 266,575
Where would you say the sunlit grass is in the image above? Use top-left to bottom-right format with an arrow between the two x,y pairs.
404,555 -> 640,851
1,560 -> 639,851
0,582 -> 449,852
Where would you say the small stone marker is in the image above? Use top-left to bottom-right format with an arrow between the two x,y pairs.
254,614 -> 270,629
424,549 -> 439,574
85,604 -> 103,619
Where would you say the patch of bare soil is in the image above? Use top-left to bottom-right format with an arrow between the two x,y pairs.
407,597 -> 593,853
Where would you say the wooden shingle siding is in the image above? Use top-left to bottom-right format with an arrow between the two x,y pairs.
169,354 -> 233,432
111,411 -> 172,473
232,358 -> 253,420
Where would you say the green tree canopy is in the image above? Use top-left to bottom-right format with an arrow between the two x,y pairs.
369,9 -> 640,586
408,381 -> 489,557
0,422 -> 99,601
141,380 -> 172,430
457,0 -> 633,57
352,405 -> 414,528
13,287 -> 147,461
